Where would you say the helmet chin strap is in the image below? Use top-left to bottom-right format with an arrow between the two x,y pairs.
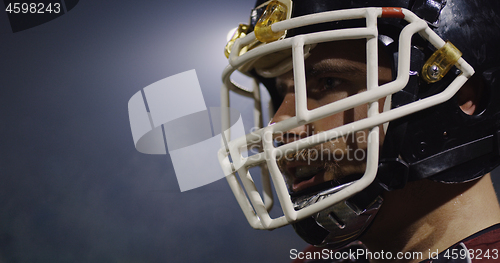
291,179 -> 384,248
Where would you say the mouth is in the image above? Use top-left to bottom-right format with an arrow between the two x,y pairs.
288,164 -> 328,192
286,161 -> 363,198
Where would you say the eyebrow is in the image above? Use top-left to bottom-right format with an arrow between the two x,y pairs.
275,59 -> 367,95
305,60 -> 366,79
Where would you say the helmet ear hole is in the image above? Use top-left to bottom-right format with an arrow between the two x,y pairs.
456,74 -> 487,116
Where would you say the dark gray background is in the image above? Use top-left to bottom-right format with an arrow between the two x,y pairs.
1,1 -> 499,263
0,1 -> 307,262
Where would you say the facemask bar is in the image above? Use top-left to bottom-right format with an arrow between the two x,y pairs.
251,78 -> 274,212
219,77 -> 274,220
219,7 -> 474,230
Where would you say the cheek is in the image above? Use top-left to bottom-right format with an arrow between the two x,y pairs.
307,91 -> 349,111
311,112 -> 346,132
306,91 -> 386,146
307,91 -> 371,132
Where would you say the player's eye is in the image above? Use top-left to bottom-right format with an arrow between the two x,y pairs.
321,77 -> 343,91
308,77 -> 343,98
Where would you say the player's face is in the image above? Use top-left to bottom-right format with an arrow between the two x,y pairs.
271,40 -> 392,193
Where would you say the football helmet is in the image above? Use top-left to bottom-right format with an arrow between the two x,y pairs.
218,0 -> 500,247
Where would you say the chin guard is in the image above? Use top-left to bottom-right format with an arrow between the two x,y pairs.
292,182 -> 383,247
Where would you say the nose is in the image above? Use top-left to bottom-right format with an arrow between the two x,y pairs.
271,93 -> 313,145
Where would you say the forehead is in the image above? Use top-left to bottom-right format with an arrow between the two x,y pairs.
306,40 -> 367,66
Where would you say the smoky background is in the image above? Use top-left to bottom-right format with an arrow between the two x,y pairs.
0,1 -> 307,262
